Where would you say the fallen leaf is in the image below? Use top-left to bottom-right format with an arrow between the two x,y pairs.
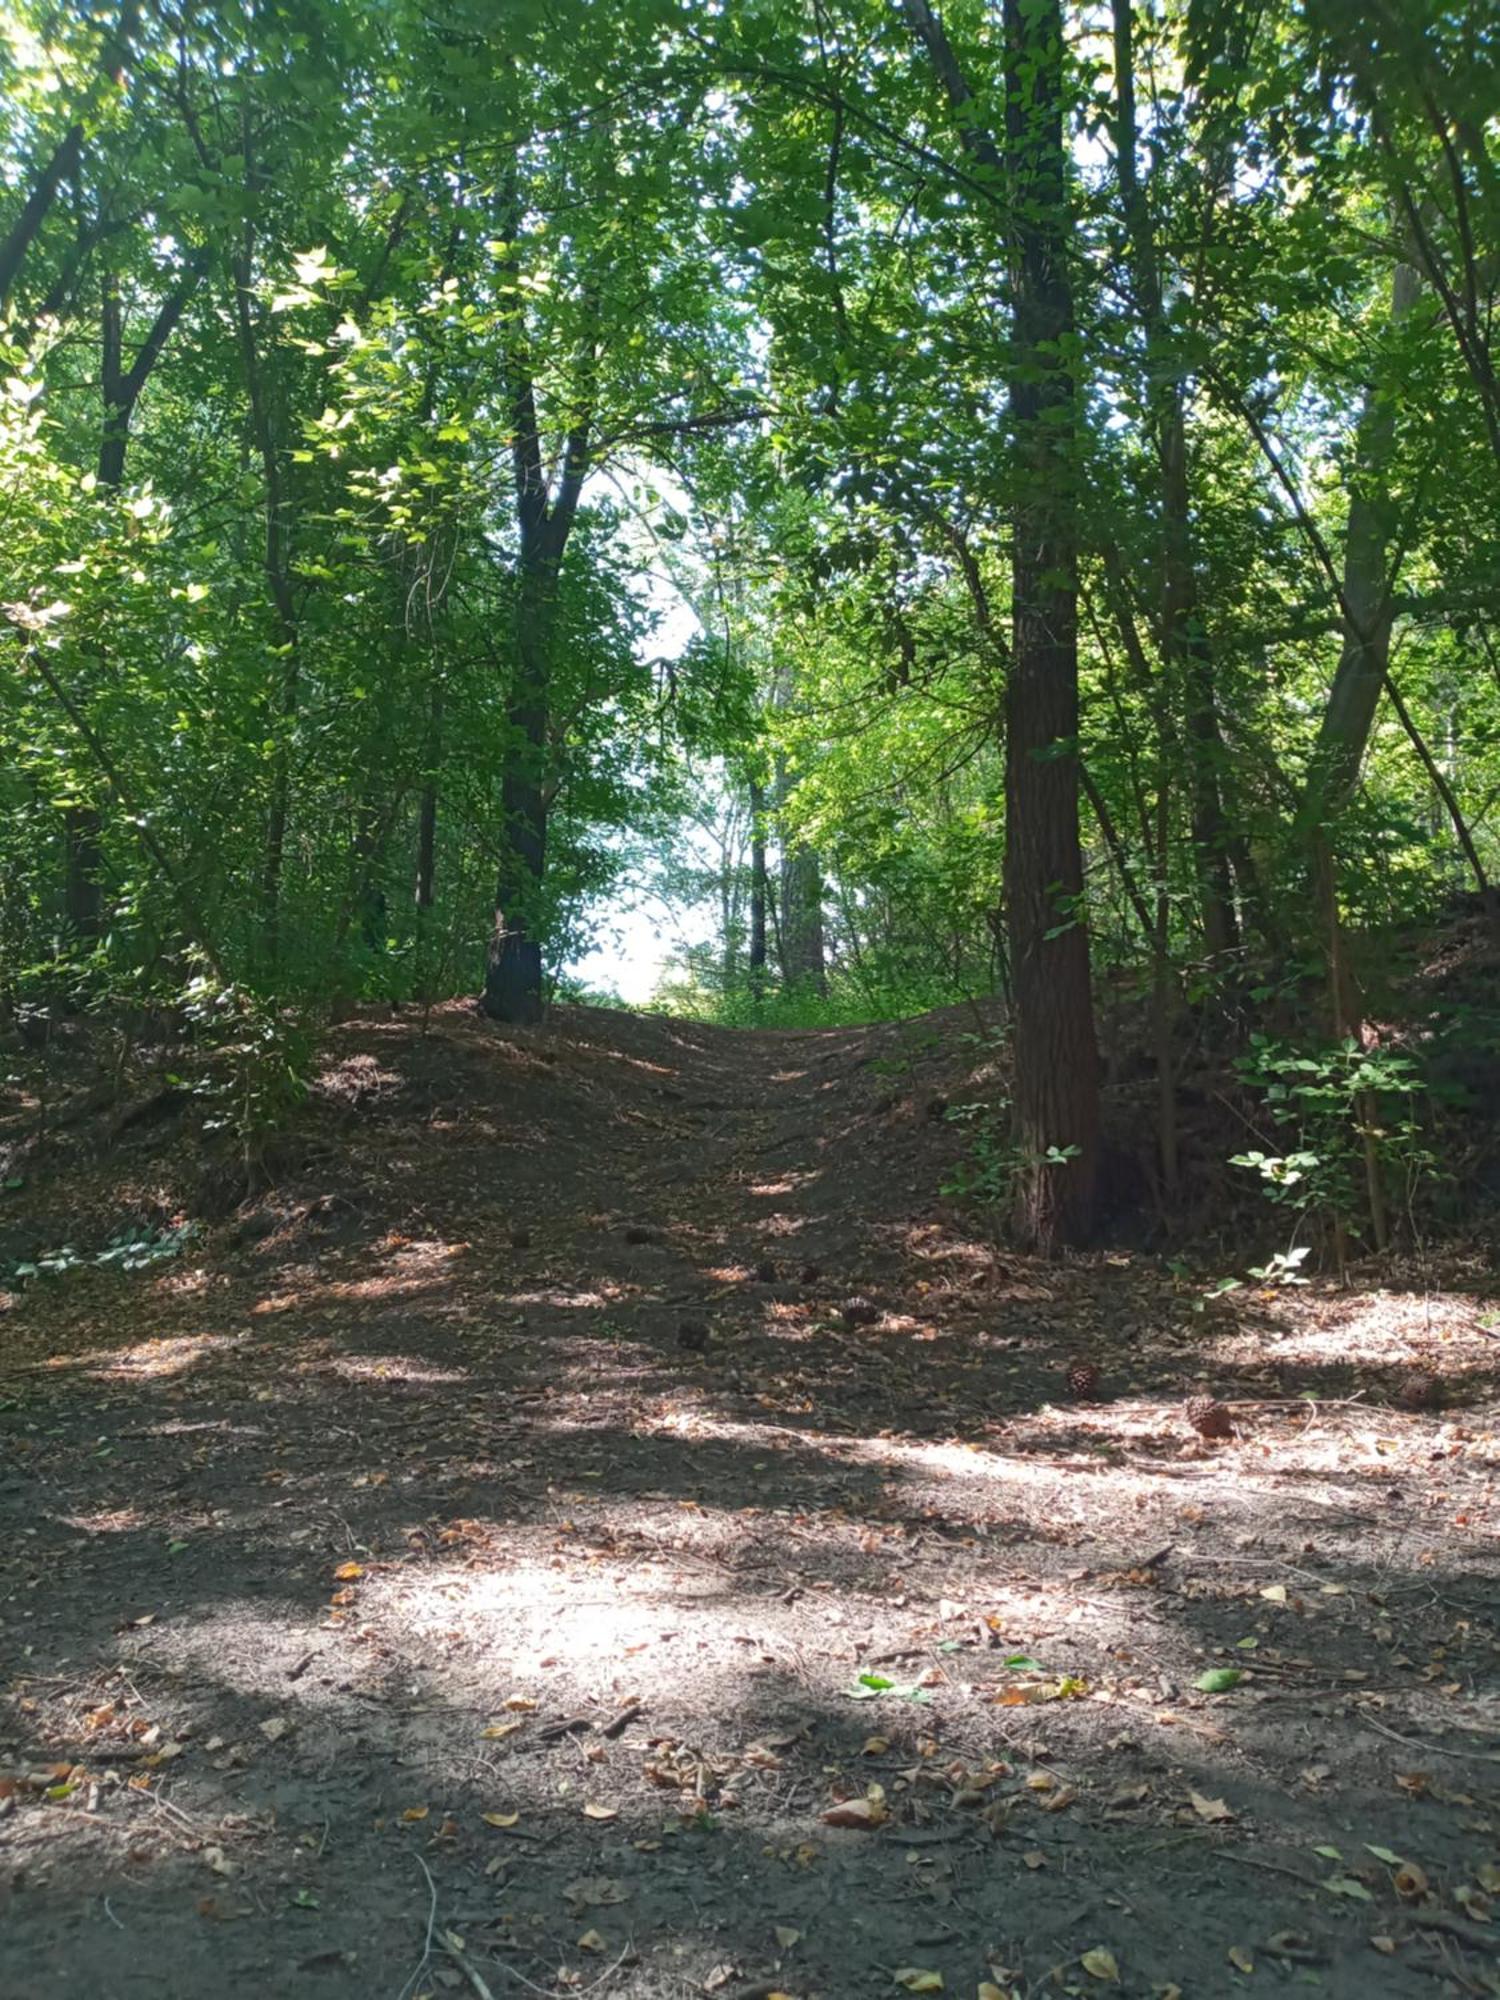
862,1736 -> 890,1756
1323,1876 -> 1374,1902
774,1926 -> 801,1949
1366,1845 -> 1402,1866
1259,1584 -> 1288,1603
333,1561 -> 363,1581
481,1721 -> 523,1741
894,1970 -> 943,1992
1227,1946 -> 1254,1973
259,1717 -> 291,1743
821,1796 -> 888,1830
481,1812 -> 519,1830
1394,1862 -> 1429,1900
582,1802 -> 617,1821
1189,1792 -> 1235,1823
1080,1947 -> 1119,1981
504,1696 -> 538,1713
1194,1669 -> 1242,1694
402,1805 -> 429,1823
577,1930 -> 606,1953
1369,1935 -> 1396,1955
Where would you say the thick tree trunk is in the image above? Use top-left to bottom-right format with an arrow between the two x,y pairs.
903,0 -> 1101,1247
1001,0 -> 1100,1249
482,569 -> 552,1025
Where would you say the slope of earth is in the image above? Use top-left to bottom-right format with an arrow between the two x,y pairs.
1,1001 -> 1499,2000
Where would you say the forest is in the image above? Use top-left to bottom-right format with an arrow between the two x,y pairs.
1,3 -> 1499,1997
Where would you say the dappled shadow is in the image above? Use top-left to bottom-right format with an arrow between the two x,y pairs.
4,1001 -> 1498,1998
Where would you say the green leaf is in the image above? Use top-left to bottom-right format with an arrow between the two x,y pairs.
1194,1669 -> 1243,1693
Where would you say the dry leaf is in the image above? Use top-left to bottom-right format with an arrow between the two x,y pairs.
1227,1946 -> 1254,1973
1393,1862 -> 1429,1900
1189,1791 -> 1235,1823
577,1930 -> 606,1953
893,1970 -> 943,1992
862,1736 -> 890,1756
1259,1584 -> 1288,1603
1022,1850 -> 1047,1870
401,1805 -> 429,1823
333,1561 -> 363,1581
503,1696 -> 538,1713
1369,1935 -> 1396,1955
820,1796 -> 888,1830
259,1716 -> 291,1743
582,1802 -> 617,1821
481,1721 -> 523,1741
481,1812 -> 519,1829
774,1926 -> 801,1949
1080,1947 -> 1119,1981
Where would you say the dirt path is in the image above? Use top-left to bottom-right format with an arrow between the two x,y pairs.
2,1003 -> 1498,1999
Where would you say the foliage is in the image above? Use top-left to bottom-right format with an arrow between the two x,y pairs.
0,0 -> 1497,1235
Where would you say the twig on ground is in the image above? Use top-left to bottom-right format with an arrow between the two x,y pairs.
1361,1711 -> 1500,1766
396,1852 -> 439,2000
1403,1910 -> 1500,1957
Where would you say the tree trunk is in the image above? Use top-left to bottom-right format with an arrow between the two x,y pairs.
748,775 -> 768,1000
1000,0 -> 1101,1248
1111,0 -> 1239,961
780,840 -> 827,994
482,567 -> 552,1025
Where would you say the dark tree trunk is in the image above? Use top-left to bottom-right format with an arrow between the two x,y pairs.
1000,0 -> 1100,1248
483,568 -> 553,1025
63,805 -> 104,940
748,776 -> 768,997
903,0 -> 1101,1248
1111,0 -> 1239,961
780,841 -> 827,994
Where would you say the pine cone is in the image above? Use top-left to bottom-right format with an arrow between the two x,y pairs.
1185,1393 -> 1234,1440
840,1295 -> 879,1327
677,1318 -> 711,1352
1397,1372 -> 1441,1412
1065,1360 -> 1101,1399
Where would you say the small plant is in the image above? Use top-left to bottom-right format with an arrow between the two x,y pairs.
1230,1033 -> 1435,1256
12,1220 -> 197,1284
941,1099 -> 1079,1208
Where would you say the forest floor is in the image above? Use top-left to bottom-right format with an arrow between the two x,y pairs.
1,1000 -> 1499,2000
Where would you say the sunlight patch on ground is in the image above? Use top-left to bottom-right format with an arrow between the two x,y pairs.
39,1330 -> 245,1379
314,1354 -> 469,1386
57,1507 -> 149,1533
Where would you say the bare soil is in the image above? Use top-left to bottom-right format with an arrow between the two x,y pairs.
2,1001 -> 1499,1999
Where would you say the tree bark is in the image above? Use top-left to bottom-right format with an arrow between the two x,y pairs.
484,565 -> 554,1025
904,0 -> 1101,1248
748,775 -> 768,999
1111,0 -> 1239,960
1001,0 -> 1100,1247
